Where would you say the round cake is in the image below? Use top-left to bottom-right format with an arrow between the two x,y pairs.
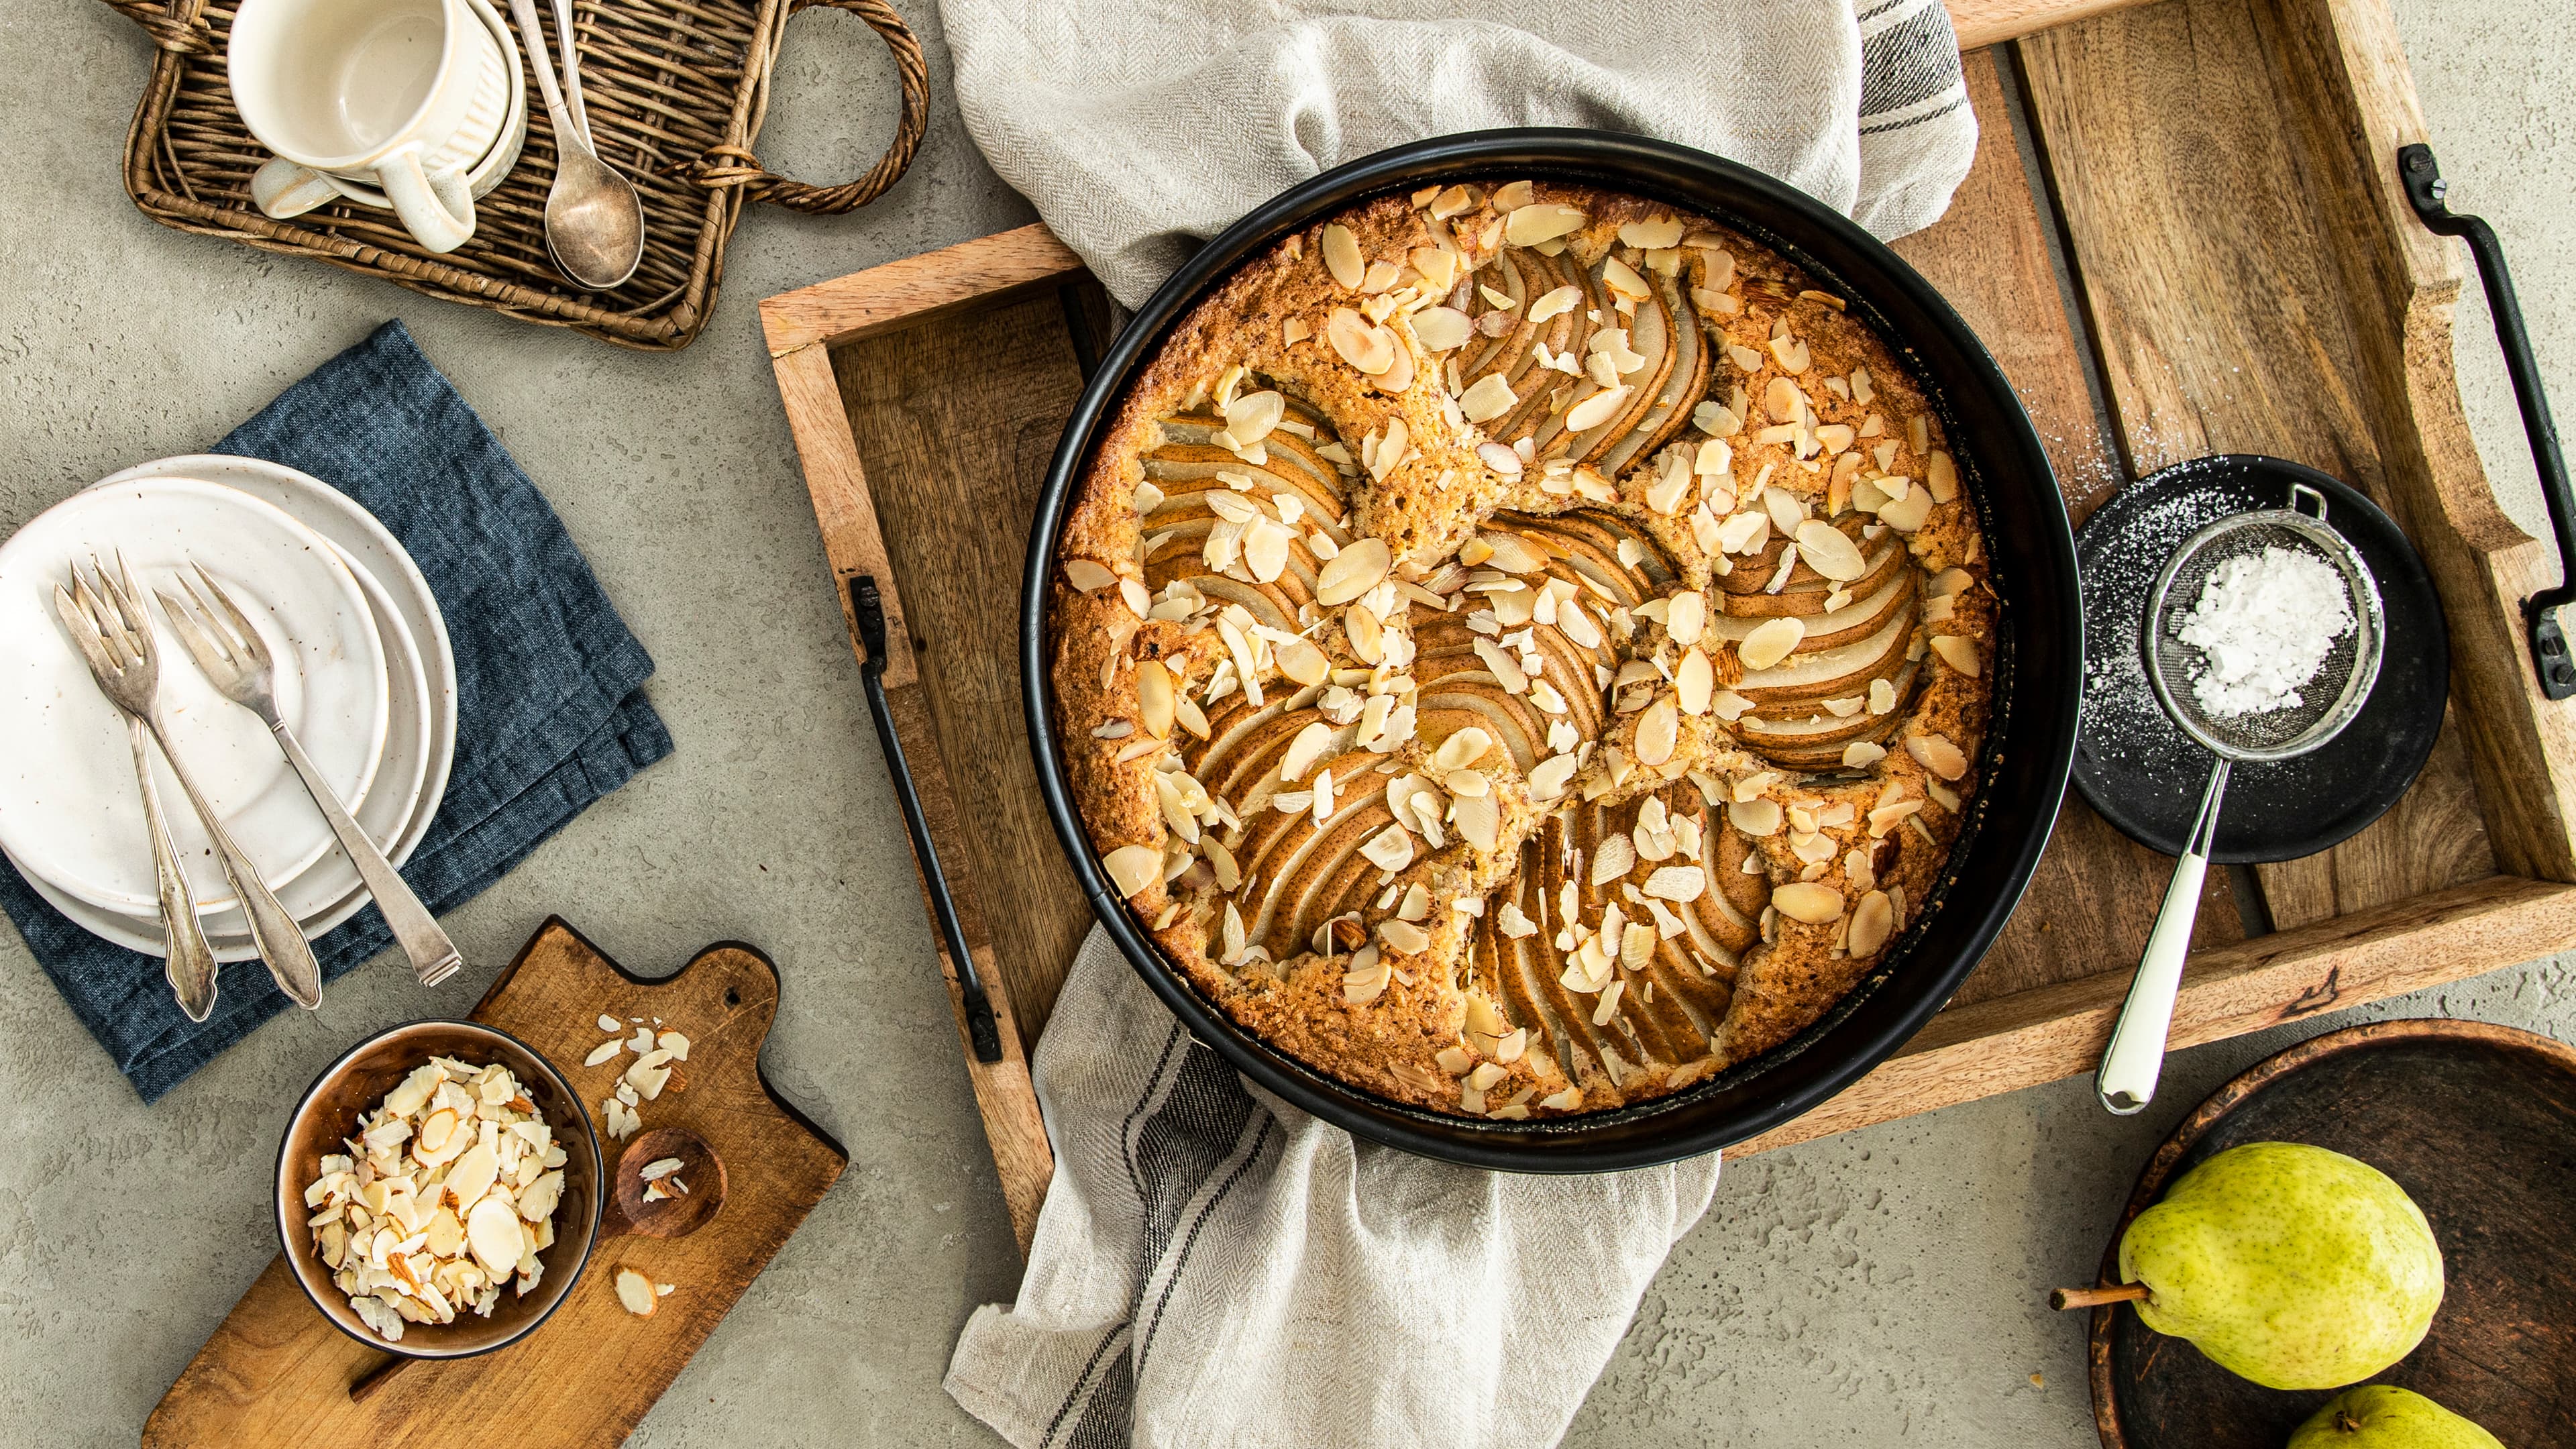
1049,178 -> 1994,1120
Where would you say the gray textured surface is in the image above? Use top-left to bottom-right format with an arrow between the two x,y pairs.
0,2 -> 2566,1444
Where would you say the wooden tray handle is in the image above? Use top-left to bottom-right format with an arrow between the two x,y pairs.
96,0 -> 214,55
691,0 -> 928,215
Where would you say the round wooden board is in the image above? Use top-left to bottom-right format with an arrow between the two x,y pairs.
2088,1018 -> 2576,1448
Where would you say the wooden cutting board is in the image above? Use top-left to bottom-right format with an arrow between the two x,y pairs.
145,918 -> 846,1447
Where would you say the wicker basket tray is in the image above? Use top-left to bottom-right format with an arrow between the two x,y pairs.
99,0 -> 926,351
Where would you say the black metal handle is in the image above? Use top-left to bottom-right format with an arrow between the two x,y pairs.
2400,143 -> 2576,700
851,575 -> 1004,1063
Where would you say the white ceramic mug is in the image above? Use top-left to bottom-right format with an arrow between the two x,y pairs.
230,0 -> 511,253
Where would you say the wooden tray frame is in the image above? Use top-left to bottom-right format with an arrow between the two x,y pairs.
761,0 -> 2576,1251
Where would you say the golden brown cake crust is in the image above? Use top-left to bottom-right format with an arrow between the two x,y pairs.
1050,180 -> 1994,1120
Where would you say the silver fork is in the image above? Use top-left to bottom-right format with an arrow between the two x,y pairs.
62,555 -> 323,1008
52,576 -> 220,1021
158,564 -> 462,988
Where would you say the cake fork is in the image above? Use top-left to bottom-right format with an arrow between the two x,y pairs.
62,555 -> 323,1009
51,577 -> 219,1022
157,564 -> 462,988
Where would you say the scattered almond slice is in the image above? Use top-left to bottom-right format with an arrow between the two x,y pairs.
584,1040 -> 623,1067
614,1266 -> 659,1317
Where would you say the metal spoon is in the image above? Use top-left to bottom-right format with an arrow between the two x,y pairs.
506,0 -> 643,290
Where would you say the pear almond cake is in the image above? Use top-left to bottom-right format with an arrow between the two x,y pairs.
1050,179 -> 1994,1120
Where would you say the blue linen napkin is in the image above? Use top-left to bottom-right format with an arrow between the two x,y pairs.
0,320 -> 672,1101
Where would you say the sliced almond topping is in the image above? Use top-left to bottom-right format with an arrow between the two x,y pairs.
1676,648 -> 1713,716
1842,741 -> 1888,768
1316,537 -> 1392,606
1063,559 -> 1116,594
1772,881 -> 1844,924
1591,833 -> 1637,886
1618,216 -> 1686,250
1378,918 -> 1431,955
1503,203 -> 1586,246
1908,733 -> 1970,781
1527,285 -> 1582,323
1925,450 -> 1959,504
1930,635 -> 1982,677
1728,797 -> 1782,836
1320,223 -> 1364,289
1102,844 -> 1161,898
1326,307 -> 1395,375
1738,616 -> 1806,672
1412,306 -> 1472,352
1359,824 -> 1416,873
1527,753 -> 1580,799
1794,521 -> 1867,581
1136,660 -> 1175,737
1642,866 -> 1707,902
1564,386 -> 1631,433
1848,890 -> 1895,955
1635,696 -> 1679,767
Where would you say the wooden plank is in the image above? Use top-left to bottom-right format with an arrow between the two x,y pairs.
1890,48 -> 2123,521
830,290 -> 1102,1049
147,922 -> 846,1448
883,682 -> 1055,1253
1889,49 -> 2243,1004
767,340 -> 918,689
1947,0 -> 2159,48
2251,0 -> 2576,888
1732,873 -> 2576,1157
759,224 -> 1086,353
2016,0 -> 2502,928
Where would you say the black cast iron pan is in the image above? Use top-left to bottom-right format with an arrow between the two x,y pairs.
1020,129 -> 2083,1171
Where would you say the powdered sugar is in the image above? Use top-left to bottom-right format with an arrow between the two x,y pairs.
2174,545 -> 2355,718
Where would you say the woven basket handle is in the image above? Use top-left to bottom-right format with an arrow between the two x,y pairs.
694,0 -> 928,215
97,0 -> 215,54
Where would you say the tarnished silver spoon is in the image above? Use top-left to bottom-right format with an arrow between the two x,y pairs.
506,0 -> 644,291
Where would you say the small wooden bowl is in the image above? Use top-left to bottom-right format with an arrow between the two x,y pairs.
608,1127 -> 727,1238
274,1020 -> 604,1360
2085,1018 -> 2576,1448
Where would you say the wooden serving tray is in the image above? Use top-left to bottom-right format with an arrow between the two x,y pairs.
146,920 -> 846,1446
761,0 -> 2576,1243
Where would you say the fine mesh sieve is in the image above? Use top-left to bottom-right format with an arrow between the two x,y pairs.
2142,483 -> 2386,763
2098,481 -> 2386,1116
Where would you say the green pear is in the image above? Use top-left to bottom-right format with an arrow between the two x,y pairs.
2118,1141 -> 2442,1389
2288,1385 -> 2504,1448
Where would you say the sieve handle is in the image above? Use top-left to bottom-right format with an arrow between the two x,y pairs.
2097,758 -> 2231,1116
2400,144 -> 2576,700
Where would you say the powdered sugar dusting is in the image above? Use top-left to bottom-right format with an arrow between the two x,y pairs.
2173,545 -> 2355,718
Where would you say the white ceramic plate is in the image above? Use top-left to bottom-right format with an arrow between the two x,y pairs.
7,536 -> 426,958
42,455 -> 462,959
0,478 -> 389,916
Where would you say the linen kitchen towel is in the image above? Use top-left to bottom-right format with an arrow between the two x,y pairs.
941,0 -> 1978,305
0,320 -> 672,1102
947,927 -> 1723,1448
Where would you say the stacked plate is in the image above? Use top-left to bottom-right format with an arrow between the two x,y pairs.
0,457 -> 456,962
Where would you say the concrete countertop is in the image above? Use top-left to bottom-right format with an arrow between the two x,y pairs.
1,3 -> 2567,1444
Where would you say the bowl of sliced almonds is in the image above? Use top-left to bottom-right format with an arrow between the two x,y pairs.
276,1020 -> 604,1358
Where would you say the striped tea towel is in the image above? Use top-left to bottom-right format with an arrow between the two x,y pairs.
945,928 -> 1723,1448
938,0 -> 1978,307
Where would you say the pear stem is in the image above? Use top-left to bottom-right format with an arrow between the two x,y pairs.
2049,1283 -> 2151,1310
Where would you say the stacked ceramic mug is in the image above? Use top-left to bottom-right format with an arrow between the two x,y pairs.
233,0 -> 529,254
